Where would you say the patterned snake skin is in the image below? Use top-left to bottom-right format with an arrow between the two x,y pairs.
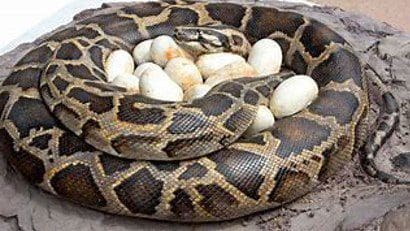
0,0 -> 404,222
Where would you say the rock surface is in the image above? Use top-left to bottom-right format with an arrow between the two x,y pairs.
0,1 -> 409,230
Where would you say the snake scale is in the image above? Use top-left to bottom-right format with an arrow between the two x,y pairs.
0,0 -> 404,222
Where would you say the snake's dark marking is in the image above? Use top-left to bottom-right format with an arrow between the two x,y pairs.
99,154 -> 133,175
170,189 -> 195,219
178,163 -> 209,180
114,168 -> 163,215
30,134 -> 52,150
50,163 -> 107,207
3,68 -> 42,90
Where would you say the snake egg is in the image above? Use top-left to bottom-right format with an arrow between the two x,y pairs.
204,60 -> 257,87
245,105 -> 275,136
133,39 -> 153,65
270,75 -> 319,118
112,73 -> 140,92
248,39 -> 283,76
196,52 -> 246,79
164,57 -> 203,91
184,84 -> 212,101
133,62 -> 163,77
105,49 -> 135,82
150,35 -> 188,67
139,65 -> 184,102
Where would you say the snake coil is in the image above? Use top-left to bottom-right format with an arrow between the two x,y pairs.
0,0 -> 403,222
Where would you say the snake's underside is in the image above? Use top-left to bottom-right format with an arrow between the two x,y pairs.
0,0 -> 402,222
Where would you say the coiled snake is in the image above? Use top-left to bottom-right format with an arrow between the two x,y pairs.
0,0 -> 405,222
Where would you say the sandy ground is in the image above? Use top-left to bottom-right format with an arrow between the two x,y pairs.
0,1 -> 409,230
312,0 -> 410,32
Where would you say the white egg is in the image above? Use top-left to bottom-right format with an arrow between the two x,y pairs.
248,39 -> 283,76
204,60 -> 256,87
112,73 -> 139,92
133,62 -> 163,78
133,39 -> 153,64
164,57 -> 203,91
184,84 -> 212,101
150,35 -> 186,67
105,49 -> 135,82
139,67 -> 184,102
270,75 -> 319,118
244,106 -> 275,136
196,52 -> 246,79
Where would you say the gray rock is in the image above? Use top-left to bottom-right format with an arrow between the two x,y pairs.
381,205 -> 410,231
0,1 -> 409,230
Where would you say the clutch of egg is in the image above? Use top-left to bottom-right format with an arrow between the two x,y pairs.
105,35 -> 319,136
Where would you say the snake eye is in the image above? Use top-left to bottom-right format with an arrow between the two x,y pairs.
232,35 -> 243,46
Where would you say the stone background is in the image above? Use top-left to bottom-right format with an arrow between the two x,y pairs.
311,0 -> 410,32
0,1 -> 409,230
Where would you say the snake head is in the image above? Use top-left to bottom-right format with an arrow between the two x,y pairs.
173,25 -> 251,57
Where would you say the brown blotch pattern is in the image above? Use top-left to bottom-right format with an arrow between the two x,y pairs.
167,112 -> 208,134
150,161 -> 180,172
309,90 -> 359,125
223,108 -> 254,133
311,48 -> 362,87
49,27 -> 100,42
8,97 -> 56,138
53,103 -> 81,120
271,117 -> 331,158
67,88 -> 114,114
81,119 -> 101,139
1,129 -> 45,184
16,45 -> 53,65
205,3 -> 246,28
196,184 -> 239,218
147,7 -> 199,37
178,163 -> 208,180
58,132 -> 95,156
255,85 -> 271,98
45,64 -> 58,76
209,149 -> 266,200
66,64 -> 99,80
268,167 -> 311,202
84,81 -> 125,92
56,42 -> 83,60
79,13 -> 143,45
191,94 -> 234,116
274,37 -> 290,58
121,2 -> 166,17
114,168 -> 163,215
243,90 -> 259,105
300,20 -> 345,58
0,91 -> 10,114
246,7 -> 304,42
53,76 -> 70,92
89,46 -> 105,70
29,134 -> 52,150
111,134 -> 159,155
291,51 -> 307,74
118,97 -> 167,125
8,149 -> 46,185
3,68 -> 42,90
218,82 -> 244,98
50,163 -> 107,207
170,189 -> 195,219
99,154 -> 133,175
162,134 -> 214,157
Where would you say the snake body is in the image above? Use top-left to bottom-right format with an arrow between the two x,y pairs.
0,0 -> 402,222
